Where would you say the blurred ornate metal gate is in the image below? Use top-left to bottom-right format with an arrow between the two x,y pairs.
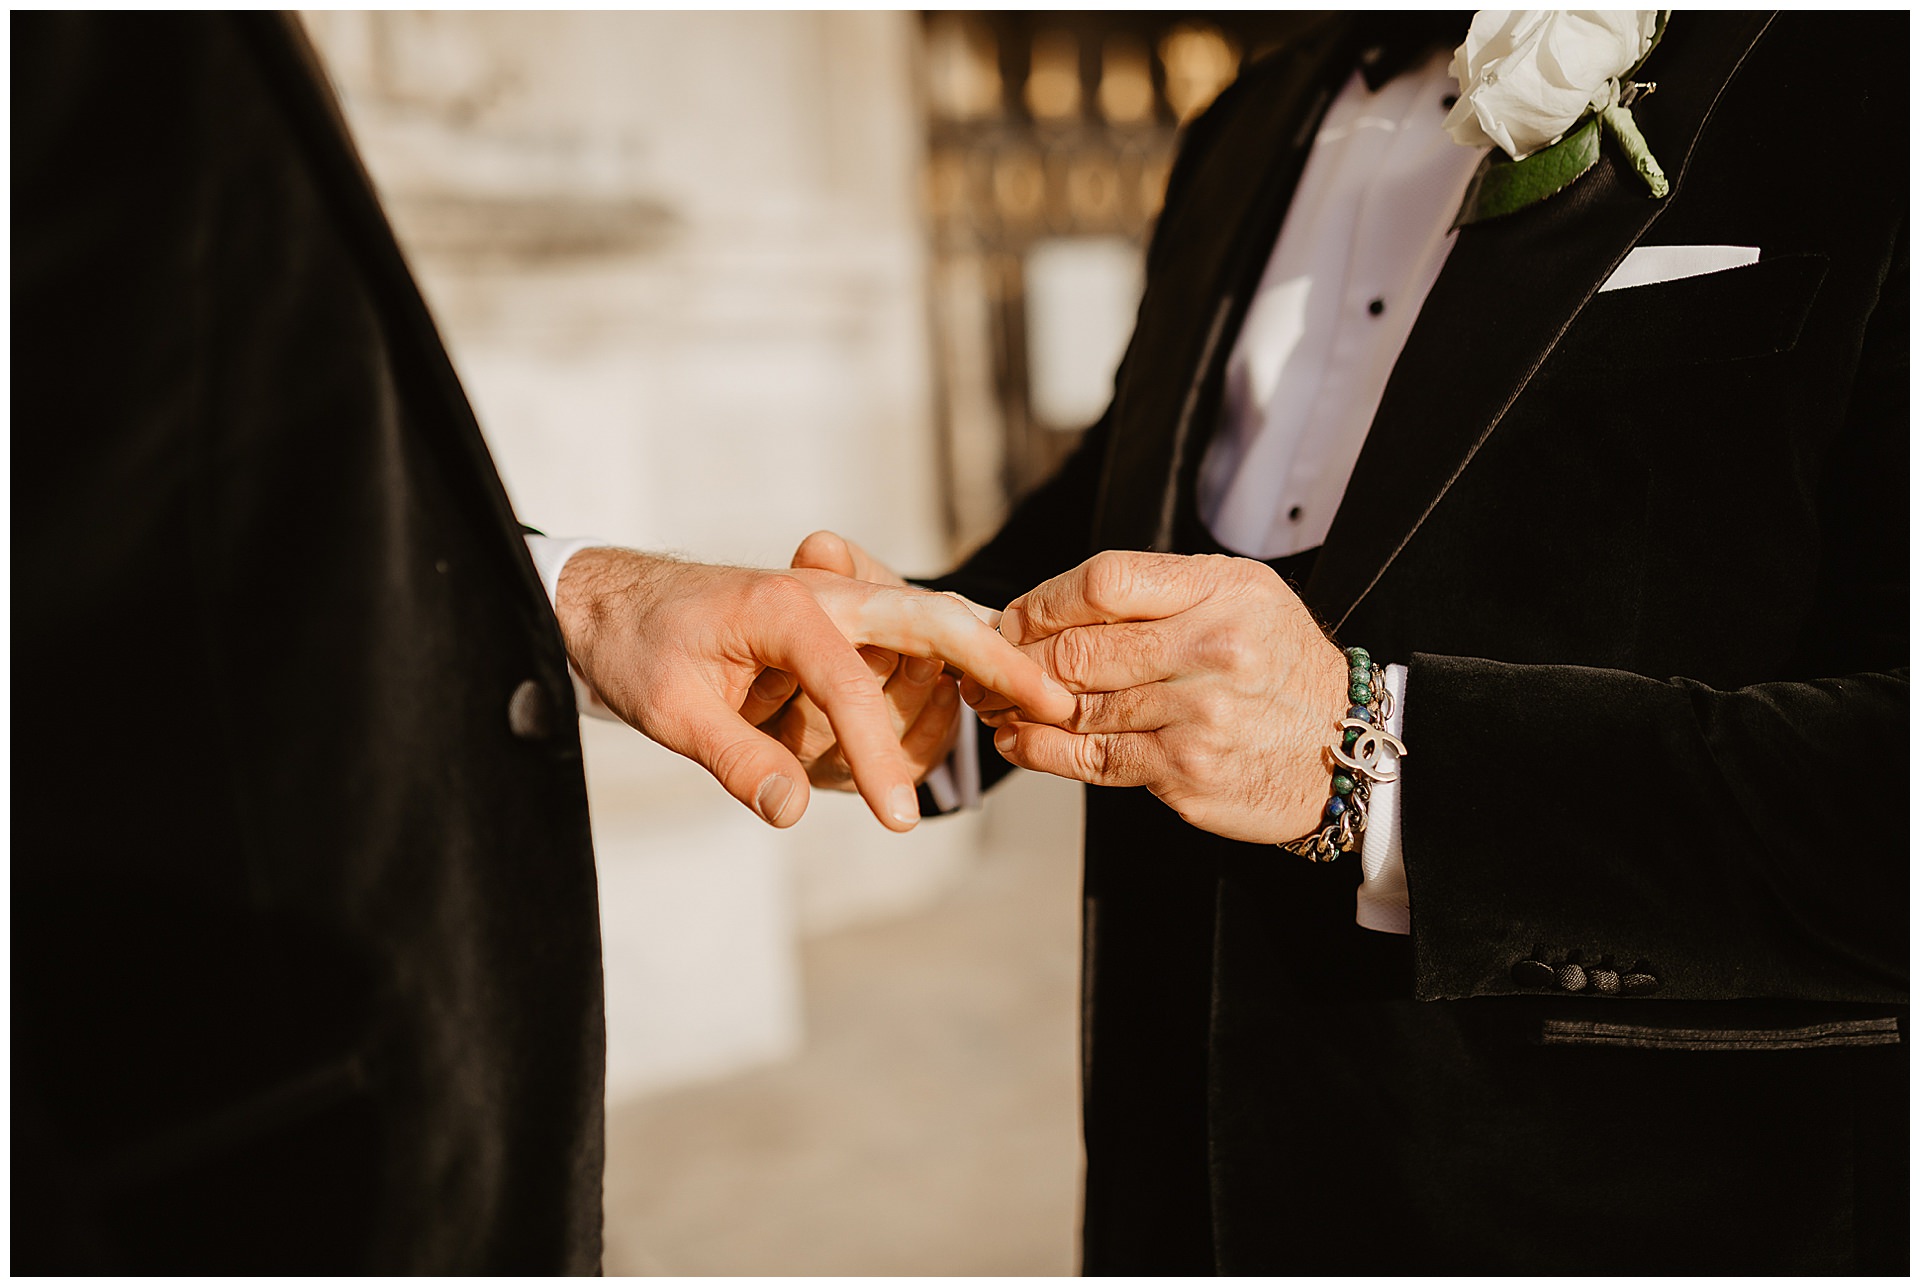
918,11 -> 1324,554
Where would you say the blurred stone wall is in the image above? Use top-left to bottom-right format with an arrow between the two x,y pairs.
300,12 -> 992,1102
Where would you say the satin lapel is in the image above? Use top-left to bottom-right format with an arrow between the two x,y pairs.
1093,20 -> 1359,553
1307,11 -> 1776,630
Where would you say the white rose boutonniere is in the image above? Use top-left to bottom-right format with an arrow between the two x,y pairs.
1445,10 -> 1671,226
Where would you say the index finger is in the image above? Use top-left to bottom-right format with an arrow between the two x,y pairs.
1001,550 -> 1223,645
803,575 -> 1074,726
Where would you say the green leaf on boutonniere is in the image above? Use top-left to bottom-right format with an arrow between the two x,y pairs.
1452,114 -> 1601,228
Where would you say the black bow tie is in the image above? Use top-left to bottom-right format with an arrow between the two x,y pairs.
1351,11 -> 1473,91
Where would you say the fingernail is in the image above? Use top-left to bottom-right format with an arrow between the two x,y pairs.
931,681 -> 958,708
994,726 -> 1016,753
903,656 -> 940,684
750,669 -> 790,700
756,774 -> 795,824
1000,605 -> 1025,642
888,783 -> 919,826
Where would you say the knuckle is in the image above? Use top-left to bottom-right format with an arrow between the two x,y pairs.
1084,551 -> 1134,613
1047,629 -> 1096,687
1063,693 -> 1102,734
1166,735 -> 1211,781
1244,556 -> 1285,590
707,736 -> 761,791
938,590 -> 991,625
823,667 -> 883,708
932,594 -> 984,638
751,571 -> 814,617
1212,552 -> 1253,580
1196,625 -> 1255,674
1192,626 -> 1233,670
1194,686 -> 1235,730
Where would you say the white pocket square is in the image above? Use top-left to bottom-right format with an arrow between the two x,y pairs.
1599,244 -> 1761,293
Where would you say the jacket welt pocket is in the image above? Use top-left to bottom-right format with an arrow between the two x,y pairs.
1562,252 -> 1829,369
1540,1016 -> 1900,1052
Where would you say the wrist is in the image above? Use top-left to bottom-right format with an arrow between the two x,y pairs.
1316,636 -> 1354,740
1270,639 -> 1360,841
527,535 -> 613,611
555,546 -> 672,685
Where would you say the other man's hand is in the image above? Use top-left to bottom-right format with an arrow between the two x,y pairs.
983,551 -> 1350,845
739,531 -> 975,793
556,546 -> 1070,832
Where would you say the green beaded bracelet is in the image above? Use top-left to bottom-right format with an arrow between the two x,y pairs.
1279,648 -> 1404,864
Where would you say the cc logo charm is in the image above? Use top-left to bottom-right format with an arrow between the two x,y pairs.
1331,719 -> 1407,783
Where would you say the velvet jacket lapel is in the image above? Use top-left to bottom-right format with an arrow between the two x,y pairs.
1306,11 -> 1776,630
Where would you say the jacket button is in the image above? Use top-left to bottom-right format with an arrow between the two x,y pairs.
1555,963 -> 1589,993
1621,970 -> 1661,996
1511,959 -> 1556,989
508,679 -> 554,741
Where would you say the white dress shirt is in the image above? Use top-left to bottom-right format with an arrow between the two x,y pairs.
1199,50 -> 1483,561
533,49 -> 1484,937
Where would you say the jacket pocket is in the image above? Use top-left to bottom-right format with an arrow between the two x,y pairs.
1540,1015 -> 1900,1052
1562,252 -> 1829,368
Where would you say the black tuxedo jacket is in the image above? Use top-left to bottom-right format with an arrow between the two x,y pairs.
936,12 -> 1907,1273
15,15 -> 603,1272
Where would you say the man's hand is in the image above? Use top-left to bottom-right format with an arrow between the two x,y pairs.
740,531 -> 977,793
981,550 -> 1351,845
556,546 -> 1071,832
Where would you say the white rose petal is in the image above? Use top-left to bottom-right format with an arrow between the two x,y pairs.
1443,10 -> 1659,161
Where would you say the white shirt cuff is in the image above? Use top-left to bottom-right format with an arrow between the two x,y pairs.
922,709 -> 982,813
1354,661 -> 1409,935
524,533 -> 619,721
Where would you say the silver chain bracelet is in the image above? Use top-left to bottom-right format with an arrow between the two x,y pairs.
1279,651 -> 1406,863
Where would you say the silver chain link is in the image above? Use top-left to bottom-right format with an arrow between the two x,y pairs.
1280,663 -> 1387,863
